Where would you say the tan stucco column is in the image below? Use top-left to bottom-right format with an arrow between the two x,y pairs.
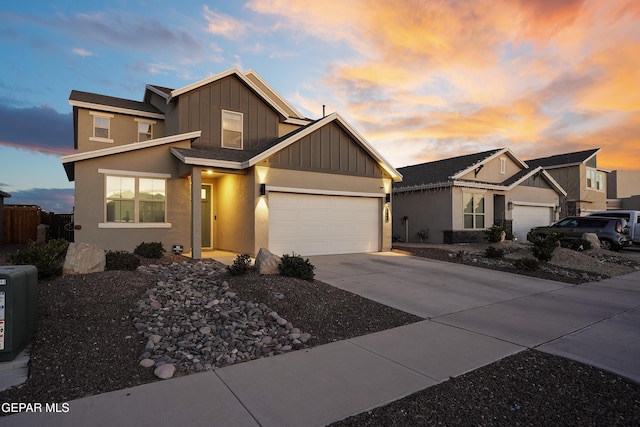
191,167 -> 202,259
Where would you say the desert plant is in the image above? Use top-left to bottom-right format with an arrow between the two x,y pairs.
484,224 -> 506,243
279,253 -> 315,281
530,232 -> 561,262
106,250 -> 140,271
485,246 -> 505,258
134,241 -> 165,259
228,253 -> 252,275
8,239 -> 69,279
513,257 -> 540,271
561,239 -> 593,252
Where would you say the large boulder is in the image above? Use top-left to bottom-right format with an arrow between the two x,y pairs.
582,232 -> 601,249
254,248 -> 281,275
63,242 -> 106,275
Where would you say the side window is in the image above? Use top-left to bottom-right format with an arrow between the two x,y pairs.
135,119 -> 155,142
222,110 -> 243,149
90,112 -> 114,142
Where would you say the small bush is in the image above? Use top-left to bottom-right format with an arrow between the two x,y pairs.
513,257 -> 540,271
279,253 -> 315,281
8,239 -> 69,279
134,242 -> 165,259
484,225 -> 505,243
228,253 -> 252,275
106,250 -> 140,271
530,232 -> 561,262
455,250 -> 466,258
485,246 -> 505,258
561,239 -> 593,251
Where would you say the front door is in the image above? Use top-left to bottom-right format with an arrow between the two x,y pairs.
201,184 -> 213,248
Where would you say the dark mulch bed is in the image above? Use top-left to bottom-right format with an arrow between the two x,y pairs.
332,349 -> 640,426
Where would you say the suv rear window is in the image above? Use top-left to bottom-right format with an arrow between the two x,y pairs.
579,218 -> 608,228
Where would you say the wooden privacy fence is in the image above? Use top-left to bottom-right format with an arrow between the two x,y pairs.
2,205 -> 74,244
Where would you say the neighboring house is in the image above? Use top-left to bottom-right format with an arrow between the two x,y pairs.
526,148 -> 607,216
606,170 -> 640,210
62,68 -> 401,258
0,190 -> 10,245
392,148 -> 566,244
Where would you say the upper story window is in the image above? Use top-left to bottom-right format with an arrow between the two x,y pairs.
222,110 -> 243,149
135,118 -> 155,142
89,112 -> 114,143
586,168 -> 604,191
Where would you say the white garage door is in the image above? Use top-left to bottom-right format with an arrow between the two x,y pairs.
512,205 -> 553,241
268,192 -> 380,256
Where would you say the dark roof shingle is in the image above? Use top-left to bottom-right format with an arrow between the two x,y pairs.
395,149 -> 503,188
69,90 -> 163,115
526,148 -> 599,168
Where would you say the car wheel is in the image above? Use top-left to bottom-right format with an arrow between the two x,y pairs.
599,239 -> 615,251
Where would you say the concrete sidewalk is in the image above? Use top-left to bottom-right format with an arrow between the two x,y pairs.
2,253 -> 639,426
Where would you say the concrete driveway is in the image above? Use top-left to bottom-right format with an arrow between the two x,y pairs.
308,252 -> 640,383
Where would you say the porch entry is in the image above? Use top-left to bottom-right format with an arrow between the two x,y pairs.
201,184 -> 216,249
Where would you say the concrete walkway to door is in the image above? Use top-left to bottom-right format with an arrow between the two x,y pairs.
308,252 -> 640,383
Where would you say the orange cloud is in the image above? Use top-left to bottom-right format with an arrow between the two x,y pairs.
248,0 -> 640,169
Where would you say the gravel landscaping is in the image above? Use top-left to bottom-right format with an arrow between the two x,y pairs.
0,242 -> 639,425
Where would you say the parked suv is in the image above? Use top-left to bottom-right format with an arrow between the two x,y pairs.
527,216 -> 631,251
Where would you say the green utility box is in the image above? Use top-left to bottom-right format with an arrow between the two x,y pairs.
0,265 -> 38,362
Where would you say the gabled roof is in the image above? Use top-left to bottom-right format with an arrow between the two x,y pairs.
167,68 -> 311,125
69,90 -> 164,119
0,190 -> 10,198
393,148 -> 565,195
395,148 -> 504,188
526,148 -> 600,169
61,131 -> 202,181
170,113 -> 402,181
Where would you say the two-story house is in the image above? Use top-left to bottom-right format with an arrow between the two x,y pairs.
526,148 -> 607,216
392,148 -> 566,243
62,68 -> 401,258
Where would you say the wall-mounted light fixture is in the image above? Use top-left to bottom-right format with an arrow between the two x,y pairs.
507,201 -> 513,210
385,193 -> 391,203
259,183 -> 266,196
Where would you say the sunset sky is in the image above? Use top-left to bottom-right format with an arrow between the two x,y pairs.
1,0 -> 639,212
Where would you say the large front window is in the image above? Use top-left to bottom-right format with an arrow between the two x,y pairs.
222,110 -> 243,149
463,193 -> 485,229
106,176 -> 166,223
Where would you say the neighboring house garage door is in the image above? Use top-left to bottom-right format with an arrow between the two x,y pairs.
512,205 -> 553,241
268,192 -> 380,256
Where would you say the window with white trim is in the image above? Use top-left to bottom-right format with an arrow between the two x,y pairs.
222,110 -> 243,149
90,112 -> 114,142
105,175 -> 166,223
586,168 -> 604,191
463,193 -> 485,229
136,120 -> 154,142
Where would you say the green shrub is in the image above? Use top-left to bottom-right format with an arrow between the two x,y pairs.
455,250 -> 466,258
485,246 -> 505,258
228,253 -> 252,276
133,242 -> 165,259
8,239 -> 69,279
513,257 -> 540,271
279,253 -> 315,281
106,250 -> 140,271
530,232 -> 561,262
484,224 -> 505,243
561,239 -> 593,251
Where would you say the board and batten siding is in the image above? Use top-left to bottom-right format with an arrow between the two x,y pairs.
177,75 -> 280,150
267,122 -> 383,178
